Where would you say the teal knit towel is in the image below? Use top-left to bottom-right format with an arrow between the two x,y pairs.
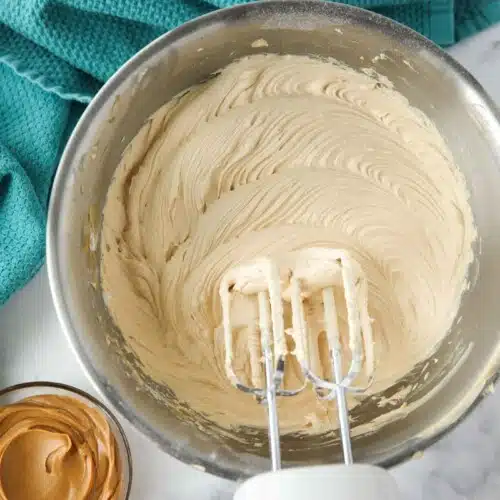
1,0 -> 500,306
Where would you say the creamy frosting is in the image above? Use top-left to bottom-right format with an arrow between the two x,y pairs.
101,54 -> 475,434
0,394 -> 122,499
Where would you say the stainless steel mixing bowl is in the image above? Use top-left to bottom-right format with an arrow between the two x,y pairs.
47,1 -> 500,480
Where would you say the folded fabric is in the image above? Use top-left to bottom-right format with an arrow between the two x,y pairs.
1,0 -> 500,306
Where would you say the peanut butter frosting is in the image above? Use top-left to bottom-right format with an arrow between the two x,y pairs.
101,54 -> 475,434
0,394 -> 121,500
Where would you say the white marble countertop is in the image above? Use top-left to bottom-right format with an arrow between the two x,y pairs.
2,25 -> 500,500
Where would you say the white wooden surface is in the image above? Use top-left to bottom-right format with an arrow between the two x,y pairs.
2,26 -> 500,499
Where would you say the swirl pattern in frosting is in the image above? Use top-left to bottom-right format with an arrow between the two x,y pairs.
101,54 -> 475,434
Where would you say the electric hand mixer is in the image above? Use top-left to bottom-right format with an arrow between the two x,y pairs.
219,248 -> 402,500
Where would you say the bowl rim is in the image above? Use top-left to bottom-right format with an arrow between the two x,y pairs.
46,0 -> 500,480
0,380 -> 133,499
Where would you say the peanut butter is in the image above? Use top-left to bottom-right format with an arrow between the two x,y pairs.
0,394 -> 122,500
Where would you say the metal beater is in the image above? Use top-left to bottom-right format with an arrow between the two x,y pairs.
219,248 -> 375,470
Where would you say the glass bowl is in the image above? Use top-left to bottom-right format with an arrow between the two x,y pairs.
0,381 -> 132,499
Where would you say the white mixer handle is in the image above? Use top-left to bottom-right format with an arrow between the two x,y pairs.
233,464 -> 402,500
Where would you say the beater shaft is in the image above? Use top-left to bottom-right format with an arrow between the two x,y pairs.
258,290 -> 282,471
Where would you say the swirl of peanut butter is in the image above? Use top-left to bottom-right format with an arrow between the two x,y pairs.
0,394 -> 122,500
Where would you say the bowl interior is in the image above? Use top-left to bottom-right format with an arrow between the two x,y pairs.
48,1 -> 500,479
